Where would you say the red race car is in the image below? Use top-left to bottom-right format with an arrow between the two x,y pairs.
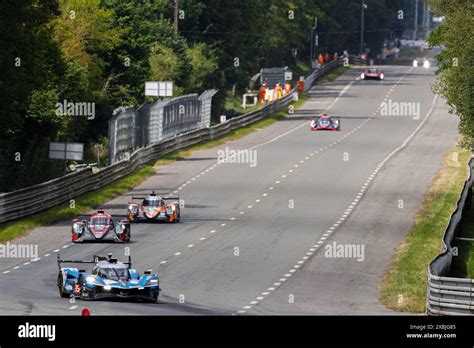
361,68 -> 384,80
71,208 -> 130,243
310,113 -> 340,131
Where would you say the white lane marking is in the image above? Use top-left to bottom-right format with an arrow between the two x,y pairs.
200,237 -> 206,240
250,301 -> 258,305
262,292 -> 270,295
160,261 -> 167,264
23,262 -> 30,266
174,252 -> 181,256
237,310 -> 246,314
62,245 -> 68,249
69,306 -> 78,310
188,244 -> 194,248
210,230 -> 216,233
44,254 -> 50,257
13,266 -> 20,270
3,271 -> 10,274
243,306 -> 252,309
220,223 -> 226,227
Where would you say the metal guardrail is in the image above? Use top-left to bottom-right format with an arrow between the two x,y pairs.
427,157 -> 474,315
0,57 -> 347,224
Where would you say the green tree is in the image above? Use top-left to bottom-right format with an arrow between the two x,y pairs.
427,0 -> 474,146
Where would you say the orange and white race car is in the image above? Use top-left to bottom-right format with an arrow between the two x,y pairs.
127,192 -> 181,223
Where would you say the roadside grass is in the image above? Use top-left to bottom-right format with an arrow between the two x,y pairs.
379,145 -> 471,312
316,66 -> 351,84
224,91 -> 264,114
0,93 -> 309,243
449,188 -> 474,279
289,60 -> 311,84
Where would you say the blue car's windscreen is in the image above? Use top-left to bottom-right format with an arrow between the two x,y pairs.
99,267 -> 129,280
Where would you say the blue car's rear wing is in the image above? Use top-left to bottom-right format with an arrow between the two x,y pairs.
57,253 -> 132,269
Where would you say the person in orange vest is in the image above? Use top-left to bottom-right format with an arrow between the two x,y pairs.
325,52 -> 329,63
318,53 -> 324,66
275,82 -> 283,99
284,81 -> 291,94
333,52 -> 338,61
259,82 -> 267,104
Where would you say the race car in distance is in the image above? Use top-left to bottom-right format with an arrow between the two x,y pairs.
127,191 -> 180,223
310,113 -> 340,131
57,253 -> 160,302
413,58 -> 430,68
71,208 -> 130,243
361,68 -> 384,80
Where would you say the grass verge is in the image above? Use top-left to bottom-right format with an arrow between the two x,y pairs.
379,145 -> 471,312
0,93 -> 309,243
224,91 -> 264,114
316,66 -> 351,84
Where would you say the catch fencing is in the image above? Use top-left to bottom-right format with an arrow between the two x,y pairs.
0,55 -> 354,223
108,90 -> 217,164
427,157 -> 474,315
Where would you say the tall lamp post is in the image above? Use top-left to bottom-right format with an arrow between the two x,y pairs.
413,0 -> 419,40
360,1 -> 368,55
309,17 -> 318,69
174,0 -> 179,33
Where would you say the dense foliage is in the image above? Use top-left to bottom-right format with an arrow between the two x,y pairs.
427,0 -> 474,147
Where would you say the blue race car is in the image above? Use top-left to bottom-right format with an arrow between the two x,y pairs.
57,253 -> 160,302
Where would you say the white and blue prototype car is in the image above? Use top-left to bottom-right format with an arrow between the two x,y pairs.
57,253 -> 160,303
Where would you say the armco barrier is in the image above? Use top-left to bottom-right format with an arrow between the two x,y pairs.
0,56 -> 350,224
427,157 -> 474,315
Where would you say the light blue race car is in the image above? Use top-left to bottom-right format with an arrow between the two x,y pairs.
57,253 -> 160,303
